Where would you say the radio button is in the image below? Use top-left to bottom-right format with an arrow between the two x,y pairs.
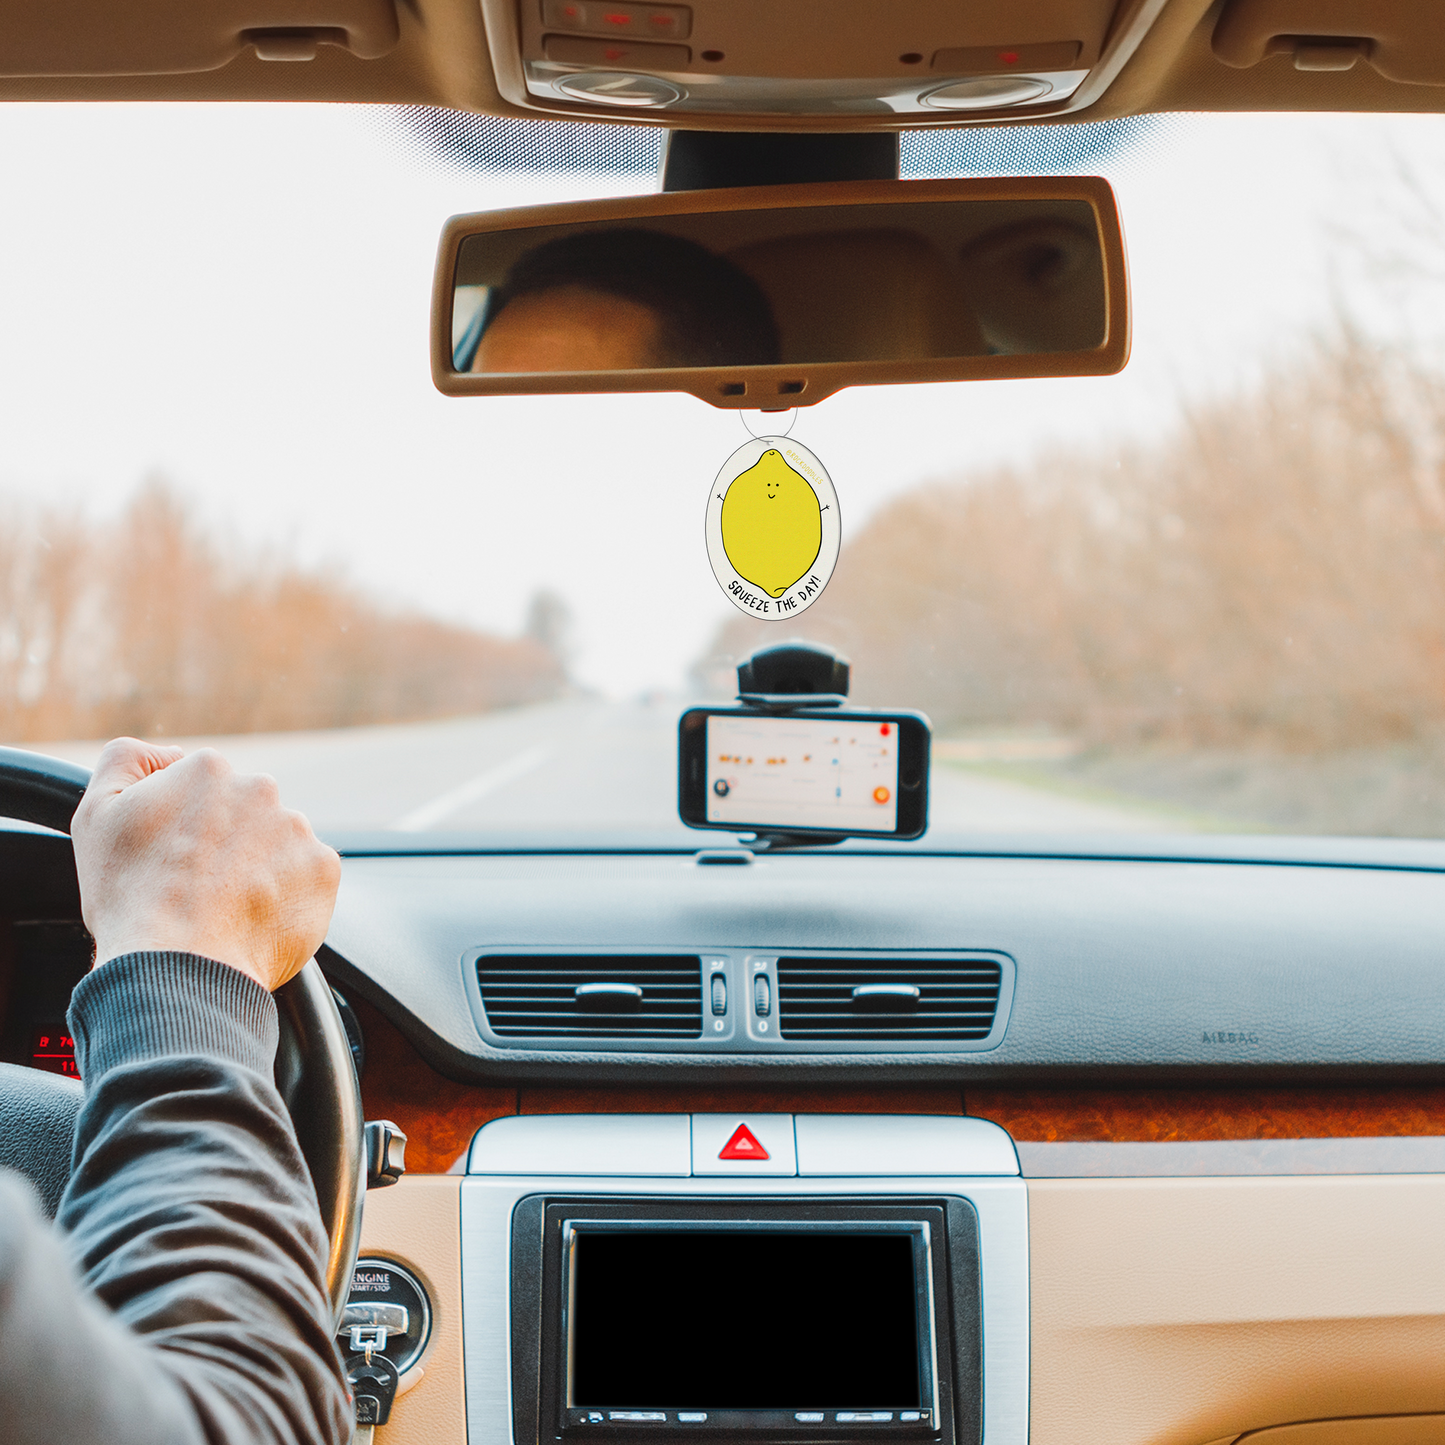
543,34 -> 690,67
540,0 -> 692,38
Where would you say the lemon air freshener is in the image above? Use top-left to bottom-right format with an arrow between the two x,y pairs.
705,417 -> 840,619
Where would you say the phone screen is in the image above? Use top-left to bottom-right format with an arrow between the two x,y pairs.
705,713 -> 901,833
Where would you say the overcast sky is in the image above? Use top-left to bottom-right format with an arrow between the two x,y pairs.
1,105 -> 1444,696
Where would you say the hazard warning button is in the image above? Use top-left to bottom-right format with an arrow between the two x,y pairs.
719,1123 -> 768,1160
691,1114 -> 796,1175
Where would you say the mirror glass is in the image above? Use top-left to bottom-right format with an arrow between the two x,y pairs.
451,199 -> 1107,374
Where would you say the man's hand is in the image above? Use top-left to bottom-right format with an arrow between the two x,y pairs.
71,738 -> 341,993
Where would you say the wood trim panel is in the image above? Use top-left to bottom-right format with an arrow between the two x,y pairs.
352,997 -> 965,1172
353,997 -> 515,1173
353,1000 -> 1445,1172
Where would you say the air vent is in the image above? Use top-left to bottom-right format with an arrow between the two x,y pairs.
777,956 -> 1002,1042
477,955 -> 703,1039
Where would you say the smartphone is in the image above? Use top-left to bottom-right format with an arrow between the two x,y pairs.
678,707 -> 930,840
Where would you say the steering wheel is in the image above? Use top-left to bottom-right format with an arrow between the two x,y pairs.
0,746 -> 365,1325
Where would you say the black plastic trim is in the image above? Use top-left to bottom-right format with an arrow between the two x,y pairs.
320,829 -> 1445,876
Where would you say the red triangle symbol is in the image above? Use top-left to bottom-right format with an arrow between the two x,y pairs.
719,1123 -> 770,1161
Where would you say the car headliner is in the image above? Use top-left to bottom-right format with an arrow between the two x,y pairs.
0,0 -> 1438,127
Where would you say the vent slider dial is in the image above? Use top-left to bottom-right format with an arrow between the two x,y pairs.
852,983 -> 922,1009
575,982 -> 645,1011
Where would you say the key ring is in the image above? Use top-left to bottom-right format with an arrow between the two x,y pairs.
739,408 -> 797,439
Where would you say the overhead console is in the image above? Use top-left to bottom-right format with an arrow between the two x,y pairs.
459,1115 -> 1028,1445
483,0 -> 1171,122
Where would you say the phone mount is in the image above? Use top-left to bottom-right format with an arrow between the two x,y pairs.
735,641 -> 851,851
737,640 -> 849,710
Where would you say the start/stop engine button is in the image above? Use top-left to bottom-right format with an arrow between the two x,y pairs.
342,1258 -> 431,1376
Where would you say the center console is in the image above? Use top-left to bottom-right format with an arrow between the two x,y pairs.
460,1115 -> 1028,1445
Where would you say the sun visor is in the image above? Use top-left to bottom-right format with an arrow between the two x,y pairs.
1213,0 -> 1445,83
0,0 -> 399,76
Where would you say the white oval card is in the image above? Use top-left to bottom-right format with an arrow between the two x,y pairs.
705,436 -> 841,619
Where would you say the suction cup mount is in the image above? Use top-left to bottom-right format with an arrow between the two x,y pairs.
734,640 -> 851,850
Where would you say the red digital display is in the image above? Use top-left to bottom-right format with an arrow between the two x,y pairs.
31,1026 -> 78,1077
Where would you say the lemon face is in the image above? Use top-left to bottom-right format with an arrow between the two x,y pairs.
720,449 -> 823,598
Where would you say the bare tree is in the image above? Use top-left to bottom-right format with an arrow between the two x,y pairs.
705,329 -> 1445,752
0,479 -> 568,743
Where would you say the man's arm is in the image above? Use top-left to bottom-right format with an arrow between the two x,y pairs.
0,739 -> 352,1445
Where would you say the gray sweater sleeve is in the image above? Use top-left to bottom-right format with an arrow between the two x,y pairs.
0,952 -> 353,1445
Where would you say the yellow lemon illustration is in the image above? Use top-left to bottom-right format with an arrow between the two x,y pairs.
720,449 -> 823,598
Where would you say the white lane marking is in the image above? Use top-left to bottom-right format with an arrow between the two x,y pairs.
389,745 -> 551,831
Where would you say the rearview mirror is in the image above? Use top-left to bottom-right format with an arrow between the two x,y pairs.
431,177 -> 1128,408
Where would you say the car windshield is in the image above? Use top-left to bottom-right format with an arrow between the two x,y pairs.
3,105 -> 1443,841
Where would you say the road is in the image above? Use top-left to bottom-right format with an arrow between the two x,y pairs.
21,698 -> 1182,837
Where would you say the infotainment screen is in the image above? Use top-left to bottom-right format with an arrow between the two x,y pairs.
511,1198 -> 979,1445
560,1223 -> 937,1429
704,715 -> 900,832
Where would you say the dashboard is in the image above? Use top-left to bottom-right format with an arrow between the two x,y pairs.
6,825 -> 1445,1445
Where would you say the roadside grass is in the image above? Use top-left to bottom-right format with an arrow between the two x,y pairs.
950,741 -> 1445,838
937,755 -> 1253,834
702,327 -> 1445,843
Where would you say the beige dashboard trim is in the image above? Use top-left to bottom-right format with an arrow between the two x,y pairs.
1030,1176 -> 1445,1445
1240,1417 -> 1445,1445
352,1165 -> 1445,1445
358,1175 -> 466,1445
